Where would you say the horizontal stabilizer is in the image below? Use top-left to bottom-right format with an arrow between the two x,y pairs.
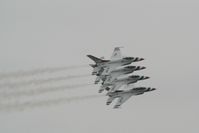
89,64 -> 97,68
87,55 -> 109,63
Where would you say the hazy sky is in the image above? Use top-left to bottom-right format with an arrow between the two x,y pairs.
0,0 -> 198,133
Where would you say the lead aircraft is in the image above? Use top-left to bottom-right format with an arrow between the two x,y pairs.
100,75 -> 150,93
106,87 -> 156,108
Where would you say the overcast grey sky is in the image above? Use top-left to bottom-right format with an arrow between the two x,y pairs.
0,0 -> 199,133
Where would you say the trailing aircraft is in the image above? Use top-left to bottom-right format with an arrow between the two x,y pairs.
106,87 -> 156,108
94,66 -> 146,84
99,75 -> 150,93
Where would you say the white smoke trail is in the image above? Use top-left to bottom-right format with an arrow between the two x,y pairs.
0,94 -> 105,112
0,83 -> 93,100
0,65 -> 88,80
0,74 -> 91,89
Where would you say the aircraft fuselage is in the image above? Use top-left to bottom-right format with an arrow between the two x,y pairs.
108,87 -> 155,97
97,58 -> 134,68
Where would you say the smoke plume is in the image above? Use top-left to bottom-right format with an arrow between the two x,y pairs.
0,65 -> 88,80
0,83 -> 93,100
0,74 -> 91,88
0,94 -> 104,112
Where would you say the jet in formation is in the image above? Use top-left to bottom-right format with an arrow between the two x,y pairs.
87,47 -> 156,108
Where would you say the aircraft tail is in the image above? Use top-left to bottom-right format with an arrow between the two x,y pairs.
87,55 -> 108,64
89,64 -> 96,68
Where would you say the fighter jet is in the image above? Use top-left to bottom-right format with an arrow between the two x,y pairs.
106,87 -> 156,108
94,65 -> 146,84
99,75 -> 150,93
103,66 -> 146,83
87,47 -> 144,76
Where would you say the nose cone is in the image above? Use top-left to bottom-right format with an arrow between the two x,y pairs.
146,87 -> 156,92
125,66 -> 136,70
135,66 -> 146,71
133,57 -> 145,62
140,58 -> 145,61
133,87 -> 156,92
141,66 -> 146,69
144,76 -> 150,80
123,57 -> 134,60
139,76 -> 150,80
129,75 -> 140,79
132,87 -> 146,91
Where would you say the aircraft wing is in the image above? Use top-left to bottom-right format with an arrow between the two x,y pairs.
101,64 -> 120,75
110,82 -> 124,92
110,47 -> 122,61
107,71 -> 125,82
103,74 -> 117,84
106,96 -> 115,105
113,93 -> 133,108
94,76 -> 101,84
